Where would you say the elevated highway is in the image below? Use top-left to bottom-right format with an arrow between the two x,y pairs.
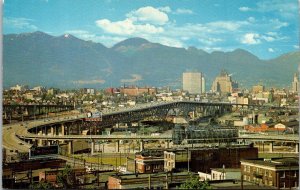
3,101 -> 298,154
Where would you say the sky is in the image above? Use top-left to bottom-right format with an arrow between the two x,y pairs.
3,0 -> 300,59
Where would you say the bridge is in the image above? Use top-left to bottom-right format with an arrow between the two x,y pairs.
3,104 -> 74,121
3,101 -> 298,155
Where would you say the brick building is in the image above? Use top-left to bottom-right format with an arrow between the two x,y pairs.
127,150 -> 165,174
135,150 -> 164,173
241,157 -> 299,188
120,86 -> 157,96
164,145 -> 258,173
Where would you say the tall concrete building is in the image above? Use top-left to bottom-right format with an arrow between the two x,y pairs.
201,76 -> 205,93
211,70 -> 236,94
292,73 -> 299,93
183,72 -> 203,94
252,85 -> 265,93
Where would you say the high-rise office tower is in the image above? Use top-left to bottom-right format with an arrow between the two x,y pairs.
201,76 -> 205,93
183,72 -> 202,94
211,70 -> 236,94
292,73 -> 299,93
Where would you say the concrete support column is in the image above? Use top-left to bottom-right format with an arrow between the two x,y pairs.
165,140 -> 170,149
43,126 -> 46,135
50,126 -> 54,136
38,129 -> 42,135
296,143 -> 299,153
140,140 -> 144,151
68,141 -> 73,155
115,140 -> 120,153
269,142 -> 273,153
61,124 -> 65,136
38,139 -> 43,146
91,140 -> 95,155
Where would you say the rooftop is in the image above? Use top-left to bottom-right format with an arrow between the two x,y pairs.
211,168 -> 241,173
241,157 -> 299,168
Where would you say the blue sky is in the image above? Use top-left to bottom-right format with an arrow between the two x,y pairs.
3,0 -> 300,59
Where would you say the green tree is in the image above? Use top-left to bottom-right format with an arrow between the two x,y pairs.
178,175 -> 212,189
29,180 -> 54,189
57,165 -> 76,189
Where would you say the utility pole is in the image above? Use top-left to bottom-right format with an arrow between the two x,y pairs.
97,154 -> 100,187
148,174 -> 151,189
187,147 -> 190,173
165,172 -> 169,189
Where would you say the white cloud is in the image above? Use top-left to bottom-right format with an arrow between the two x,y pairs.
65,30 -> 96,39
175,8 -> 194,15
93,5 -> 291,50
158,6 -> 171,13
126,6 -> 169,25
239,7 -> 251,12
4,17 -> 38,30
262,36 -> 275,42
65,30 -> 126,47
269,19 -> 288,29
293,45 -> 299,49
268,48 -> 275,52
95,18 -> 164,35
247,17 -> 255,23
206,21 -> 242,31
203,47 -> 222,52
154,37 -> 184,48
72,79 -> 105,85
266,32 -> 277,36
198,37 -> 223,45
256,0 -> 298,19
120,74 -> 143,83
241,33 -> 261,45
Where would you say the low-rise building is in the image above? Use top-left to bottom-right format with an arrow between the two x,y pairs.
241,157 -> 299,188
211,168 -> 241,180
120,86 -> 157,96
108,172 -> 197,189
198,168 -> 241,181
134,150 -> 165,174
164,145 -> 258,173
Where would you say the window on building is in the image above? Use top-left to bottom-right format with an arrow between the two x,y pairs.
268,180 -> 273,186
269,172 -> 272,177
282,182 -> 285,188
243,175 -> 247,180
146,165 -> 151,171
247,166 -> 250,172
280,172 -> 285,178
294,171 -> 297,177
294,181 -> 297,187
243,166 -> 247,172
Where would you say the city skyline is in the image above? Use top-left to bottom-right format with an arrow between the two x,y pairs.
3,0 -> 299,59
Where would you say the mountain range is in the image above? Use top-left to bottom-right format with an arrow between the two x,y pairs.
4,31 -> 300,89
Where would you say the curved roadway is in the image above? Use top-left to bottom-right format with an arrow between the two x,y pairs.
3,101 -> 299,153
